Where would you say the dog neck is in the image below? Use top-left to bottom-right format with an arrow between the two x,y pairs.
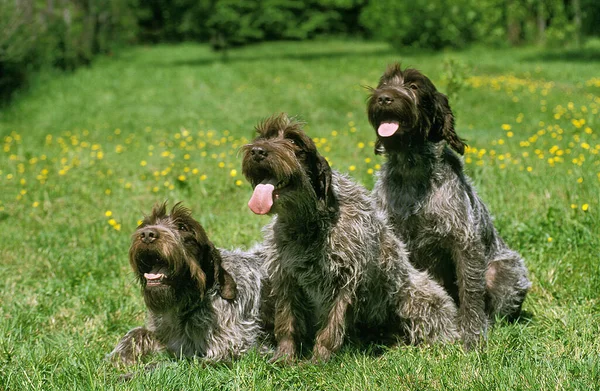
272,183 -> 338,245
385,142 -> 441,180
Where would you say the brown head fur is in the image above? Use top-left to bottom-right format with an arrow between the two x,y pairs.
367,63 -> 466,155
241,113 -> 337,215
129,202 -> 236,312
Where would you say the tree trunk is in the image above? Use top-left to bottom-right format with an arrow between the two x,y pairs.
537,0 -> 545,45
572,0 -> 582,47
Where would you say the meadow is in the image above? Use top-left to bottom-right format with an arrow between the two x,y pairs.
0,40 -> 598,390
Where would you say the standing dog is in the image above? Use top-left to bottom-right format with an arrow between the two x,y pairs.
242,113 -> 458,363
108,202 -> 273,365
367,64 -> 531,348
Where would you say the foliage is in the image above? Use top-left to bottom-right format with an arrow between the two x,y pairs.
0,0 -> 138,102
359,0 -> 600,49
359,0 -> 482,50
0,41 -> 599,390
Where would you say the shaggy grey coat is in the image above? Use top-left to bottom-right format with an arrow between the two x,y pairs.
108,203 -> 272,365
367,64 -> 531,348
242,114 -> 458,363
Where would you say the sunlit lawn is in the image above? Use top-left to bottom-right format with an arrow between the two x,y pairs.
0,40 -> 598,390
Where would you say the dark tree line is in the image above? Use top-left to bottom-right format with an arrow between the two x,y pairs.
1,0 -> 598,102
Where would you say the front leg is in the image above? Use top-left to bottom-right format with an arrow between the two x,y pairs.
453,240 -> 488,350
311,291 -> 352,363
271,274 -> 308,364
106,327 -> 164,366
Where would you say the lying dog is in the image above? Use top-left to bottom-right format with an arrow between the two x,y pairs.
108,202 -> 273,365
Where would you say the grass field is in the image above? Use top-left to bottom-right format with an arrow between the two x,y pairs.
0,40 -> 599,390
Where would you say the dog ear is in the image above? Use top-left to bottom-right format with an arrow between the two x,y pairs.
311,153 -> 338,213
190,240 -> 237,300
430,92 -> 466,155
212,248 -> 237,301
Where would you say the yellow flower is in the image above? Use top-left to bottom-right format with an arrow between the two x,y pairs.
140,160 -> 147,167
547,237 -> 552,242
577,177 -> 583,184
570,204 -> 577,209
235,180 -> 243,186
178,175 -> 186,181
105,211 -> 112,217
367,168 -> 374,174
32,201 -> 40,208
108,219 -> 117,226
349,165 -> 356,171
137,220 -> 143,226
218,162 -> 225,168
526,166 -> 533,172
501,124 -> 512,131
582,204 -> 589,211
357,142 -> 365,149
230,169 -> 237,177
200,174 -> 207,181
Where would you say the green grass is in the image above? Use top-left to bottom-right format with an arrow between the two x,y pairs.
0,40 -> 599,390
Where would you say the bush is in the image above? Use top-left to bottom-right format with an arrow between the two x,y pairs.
359,0 -> 480,50
0,0 -> 138,103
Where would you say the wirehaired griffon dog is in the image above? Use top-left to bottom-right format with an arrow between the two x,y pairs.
242,113 -> 458,363
108,202 -> 273,365
367,64 -> 531,349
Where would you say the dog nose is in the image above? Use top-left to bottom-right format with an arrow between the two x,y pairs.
140,228 -> 159,244
250,146 -> 268,161
377,94 -> 394,105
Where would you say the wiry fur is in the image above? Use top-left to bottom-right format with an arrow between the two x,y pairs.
108,202 -> 273,365
242,114 -> 458,363
367,64 -> 531,349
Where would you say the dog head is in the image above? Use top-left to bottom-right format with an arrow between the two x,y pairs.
367,63 -> 466,155
129,202 -> 237,312
241,113 -> 337,216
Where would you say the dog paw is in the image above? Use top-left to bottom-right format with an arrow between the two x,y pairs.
105,350 -> 135,367
460,330 -> 487,351
269,343 -> 296,365
310,344 -> 333,364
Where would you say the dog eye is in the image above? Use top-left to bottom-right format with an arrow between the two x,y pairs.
178,224 -> 188,231
288,139 -> 296,144
409,83 -> 419,90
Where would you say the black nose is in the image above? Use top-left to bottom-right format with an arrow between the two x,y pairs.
140,228 -> 159,244
250,146 -> 268,161
377,94 -> 393,105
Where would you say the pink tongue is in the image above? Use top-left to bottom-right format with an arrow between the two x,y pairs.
378,121 -> 400,137
248,184 -> 275,215
144,273 -> 163,281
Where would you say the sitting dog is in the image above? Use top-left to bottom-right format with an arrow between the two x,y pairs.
367,63 -> 531,348
242,113 -> 458,363
108,202 -> 273,365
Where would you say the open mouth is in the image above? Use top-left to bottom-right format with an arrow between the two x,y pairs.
136,252 -> 171,287
247,177 -> 290,215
